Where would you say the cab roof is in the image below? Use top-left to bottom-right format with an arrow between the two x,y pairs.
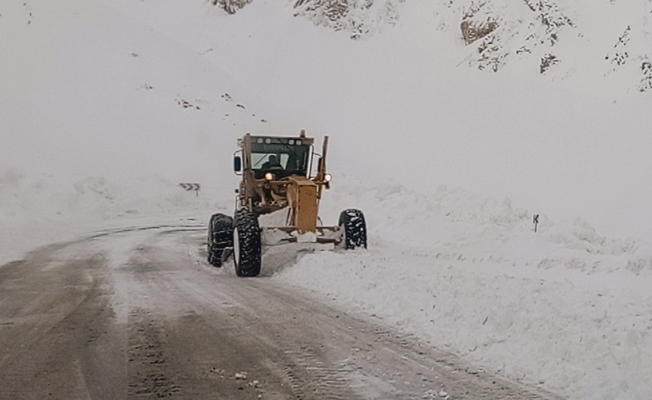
238,135 -> 315,148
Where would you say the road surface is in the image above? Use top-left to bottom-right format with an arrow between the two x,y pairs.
0,222 -> 562,399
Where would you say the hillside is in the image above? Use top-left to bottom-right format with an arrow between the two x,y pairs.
2,0 -> 651,238
216,0 -> 652,93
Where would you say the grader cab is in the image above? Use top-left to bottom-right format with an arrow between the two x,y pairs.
207,130 -> 367,277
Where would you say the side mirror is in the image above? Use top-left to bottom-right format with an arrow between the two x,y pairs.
234,156 -> 242,173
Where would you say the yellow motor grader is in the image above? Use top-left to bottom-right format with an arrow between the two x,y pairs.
207,130 -> 367,277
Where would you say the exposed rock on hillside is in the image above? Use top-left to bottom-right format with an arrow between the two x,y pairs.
208,0 -> 652,93
209,0 -> 253,14
292,0 -> 404,39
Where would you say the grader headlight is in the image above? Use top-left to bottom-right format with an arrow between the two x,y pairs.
265,172 -> 275,181
324,173 -> 332,182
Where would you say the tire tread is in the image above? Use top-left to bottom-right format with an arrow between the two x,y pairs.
233,209 -> 261,277
339,209 -> 367,250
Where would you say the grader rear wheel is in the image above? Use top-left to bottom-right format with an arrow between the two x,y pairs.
207,213 -> 234,267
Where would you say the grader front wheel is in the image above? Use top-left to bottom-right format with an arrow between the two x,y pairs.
339,209 -> 367,250
233,209 -> 262,277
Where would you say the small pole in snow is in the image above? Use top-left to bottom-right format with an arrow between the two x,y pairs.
533,214 -> 539,233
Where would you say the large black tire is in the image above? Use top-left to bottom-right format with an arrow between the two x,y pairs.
233,209 -> 261,277
338,209 -> 367,250
207,213 -> 234,267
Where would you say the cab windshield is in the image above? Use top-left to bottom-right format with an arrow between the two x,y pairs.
250,140 -> 310,179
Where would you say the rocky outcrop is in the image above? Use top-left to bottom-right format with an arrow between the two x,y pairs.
209,0 -> 253,14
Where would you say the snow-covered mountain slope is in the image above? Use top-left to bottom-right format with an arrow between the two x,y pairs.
224,0 -> 652,93
2,0 -> 651,239
290,0 -> 652,94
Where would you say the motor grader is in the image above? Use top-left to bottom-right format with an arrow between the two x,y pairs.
207,130 -> 367,277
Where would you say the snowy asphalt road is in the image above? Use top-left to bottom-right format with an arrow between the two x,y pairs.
0,224 -> 562,400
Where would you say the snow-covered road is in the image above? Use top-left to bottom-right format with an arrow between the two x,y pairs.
0,221 -> 561,399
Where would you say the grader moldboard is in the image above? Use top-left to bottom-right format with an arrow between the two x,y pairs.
207,130 -> 367,277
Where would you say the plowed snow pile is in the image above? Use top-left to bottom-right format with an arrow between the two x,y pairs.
277,178 -> 652,399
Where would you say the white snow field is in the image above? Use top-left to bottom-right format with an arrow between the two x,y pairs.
2,0 -> 652,399
279,178 -> 652,400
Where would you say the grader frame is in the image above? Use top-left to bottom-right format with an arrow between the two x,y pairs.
207,130 -> 367,277
234,131 -> 334,238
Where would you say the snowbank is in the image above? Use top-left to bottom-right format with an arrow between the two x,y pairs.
276,178 -> 652,400
0,169 -> 229,266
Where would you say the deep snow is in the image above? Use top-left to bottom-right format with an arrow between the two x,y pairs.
277,177 -> 652,399
2,0 -> 652,399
